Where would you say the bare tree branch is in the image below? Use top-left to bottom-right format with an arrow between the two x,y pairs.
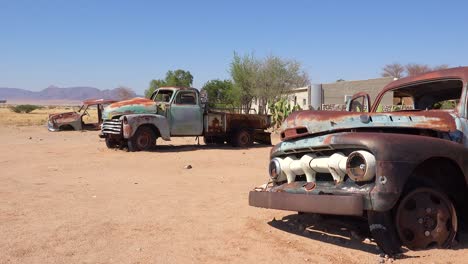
381,63 -> 405,78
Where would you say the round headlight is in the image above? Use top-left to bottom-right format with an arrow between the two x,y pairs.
269,158 -> 282,180
346,150 -> 376,181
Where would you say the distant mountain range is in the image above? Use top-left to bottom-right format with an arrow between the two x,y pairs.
0,86 -> 138,101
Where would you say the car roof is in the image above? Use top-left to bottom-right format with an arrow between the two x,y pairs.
381,66 -> 468,92
82,99 -> 118,105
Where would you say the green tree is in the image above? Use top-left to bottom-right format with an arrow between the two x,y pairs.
201,79 -> 239,108
254,55 -> 309,114
165,69 -> 193,87
144,69 -> 194,98
230,52 -> 259,113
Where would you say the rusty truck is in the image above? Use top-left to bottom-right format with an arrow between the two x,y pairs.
48,99 -> 116,131
249,67 -> 468,254
99,87 -> 271,151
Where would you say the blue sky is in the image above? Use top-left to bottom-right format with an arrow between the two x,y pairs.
1,0 -> 468,94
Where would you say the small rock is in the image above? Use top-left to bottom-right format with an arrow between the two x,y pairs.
378,258 -> 385,264
184,165 -> 192,169
39,139 -> 43,141
272,217 -> 276,222
28,137 -> 32,140
364,238 -> 371,243
379,253 -> 385,258
134,182 -> 138,184
92,195 -> 97,198
136,247 -> 142,251
384,254 -> 389,259
304,258 -> 309,262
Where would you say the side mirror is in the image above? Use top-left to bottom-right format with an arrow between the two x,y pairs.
200,90 -> 208,104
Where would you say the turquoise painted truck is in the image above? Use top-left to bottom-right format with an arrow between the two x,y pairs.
99,86 -> 271,151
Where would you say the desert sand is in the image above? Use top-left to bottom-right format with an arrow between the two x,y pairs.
0,125 -> 467,263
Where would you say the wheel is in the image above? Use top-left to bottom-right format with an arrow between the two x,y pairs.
127,127 -> 156,152
395,188 -> 457,250
231,129 -> 253,147
105,138 -> 118,149
368,187 -> 458,255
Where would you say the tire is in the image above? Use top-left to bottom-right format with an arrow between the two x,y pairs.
368,210 -> 402,255
231,129 -> 253,148
369,187 -> 458,255
105,138 -> 118,149
127,126 -> 156,152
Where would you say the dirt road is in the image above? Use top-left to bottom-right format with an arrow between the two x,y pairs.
0,126 -> 466,263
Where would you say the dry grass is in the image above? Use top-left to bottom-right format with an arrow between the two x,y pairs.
0,105 -> 99,127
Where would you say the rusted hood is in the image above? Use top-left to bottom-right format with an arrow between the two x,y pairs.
280,110 -> 458,141
48,112 -> 80,123
102,97 -> 157,119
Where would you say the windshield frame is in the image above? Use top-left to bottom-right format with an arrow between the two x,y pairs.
151,89 -> 175,103
371,78 -> 464,112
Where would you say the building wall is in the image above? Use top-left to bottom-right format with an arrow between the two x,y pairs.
250,77 -> 396,113
322,77 -> 394,105
286,88 -> 309,109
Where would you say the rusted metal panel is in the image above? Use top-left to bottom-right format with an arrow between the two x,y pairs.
102,98 -> 158,120
223,112 -> 271,131
82,99 -> 116,105
122,114 -> 171,140
249,190 -> 364,216
205,113 -> 226,133
280,110 -> 458,141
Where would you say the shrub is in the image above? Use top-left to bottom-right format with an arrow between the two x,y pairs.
9,104 -> 42,113
268,98 -> 302,129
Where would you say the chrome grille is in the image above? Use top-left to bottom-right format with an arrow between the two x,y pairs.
102,119 -> 122,134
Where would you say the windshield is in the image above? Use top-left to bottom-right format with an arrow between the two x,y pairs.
151,90 -> 174,103
373,79 -> 463,112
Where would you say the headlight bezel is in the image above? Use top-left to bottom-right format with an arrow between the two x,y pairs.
268,158 -> 282,180
345,150 -> 376,182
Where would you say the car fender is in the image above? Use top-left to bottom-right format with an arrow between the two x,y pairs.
121,114 -> 170,140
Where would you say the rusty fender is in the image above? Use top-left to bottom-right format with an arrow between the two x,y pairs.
122,114 -> 171,140
321,132 -> 467,211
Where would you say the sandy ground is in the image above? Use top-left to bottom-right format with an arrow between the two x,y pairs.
1,125 -> 467,264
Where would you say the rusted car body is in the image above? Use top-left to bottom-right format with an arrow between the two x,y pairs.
249,67 -> 468,254
99,87 -> 271,151
47,99 -> 116,131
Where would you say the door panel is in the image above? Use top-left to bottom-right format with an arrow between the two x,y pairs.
169,90 -> 203,136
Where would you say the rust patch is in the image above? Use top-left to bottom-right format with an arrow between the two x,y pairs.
108,97 -> 155,108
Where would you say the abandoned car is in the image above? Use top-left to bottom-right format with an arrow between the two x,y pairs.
249,67 -> 468,254
99,87 -> 271,151
47,99 -> 116,131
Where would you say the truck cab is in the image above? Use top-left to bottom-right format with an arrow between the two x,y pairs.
150,87 -> 204,136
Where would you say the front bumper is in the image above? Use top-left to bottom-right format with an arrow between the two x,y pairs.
249,189 -> 364,216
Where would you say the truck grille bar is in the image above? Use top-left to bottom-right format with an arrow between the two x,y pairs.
102,119 -> 122,134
